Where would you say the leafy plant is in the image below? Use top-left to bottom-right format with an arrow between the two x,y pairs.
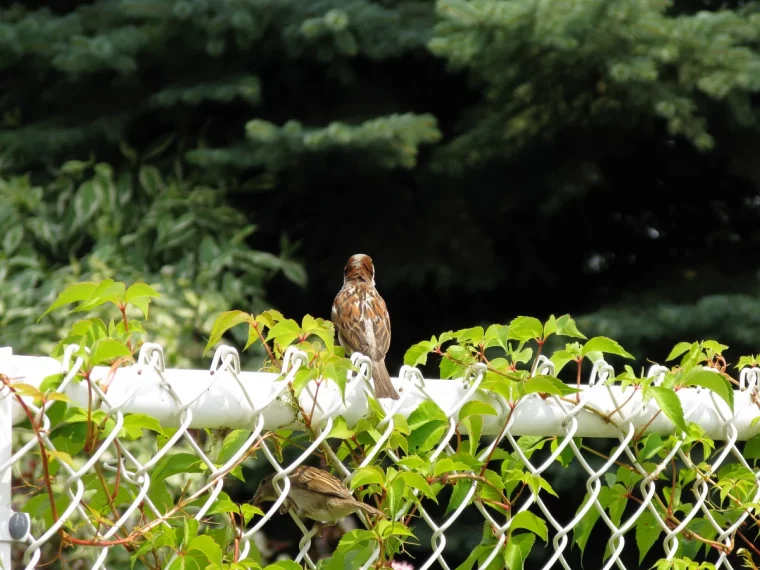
5,281 -> 759,569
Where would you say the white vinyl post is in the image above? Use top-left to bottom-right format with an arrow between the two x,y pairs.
0,347 -> 30,570
0,347 -> 14,568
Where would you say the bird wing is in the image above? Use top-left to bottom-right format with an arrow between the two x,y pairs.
331,285 -> 391,361
293,466 -> 353,500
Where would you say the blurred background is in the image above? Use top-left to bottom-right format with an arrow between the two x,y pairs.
2,0 -> 759,370
0,0 -> 759,567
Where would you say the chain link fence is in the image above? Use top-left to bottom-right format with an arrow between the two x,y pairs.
1,344 -> 759,569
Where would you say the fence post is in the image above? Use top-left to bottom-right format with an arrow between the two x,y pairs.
0,347 -> 14,568
0,347 -> 30,569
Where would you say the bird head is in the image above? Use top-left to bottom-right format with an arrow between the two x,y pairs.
344,253 -> 375,284
253,473 -> 282,505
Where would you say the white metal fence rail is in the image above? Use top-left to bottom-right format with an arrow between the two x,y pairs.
1,344 -> 758,569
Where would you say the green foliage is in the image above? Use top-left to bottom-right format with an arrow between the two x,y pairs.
579,295 -> 760,362
0,162 -> 304,366
430,0 -> 760,170
8,285 -> 760,568
189,113 -> 442,172
0,1 -> 439,167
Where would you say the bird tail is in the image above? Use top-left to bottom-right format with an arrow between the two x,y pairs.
356,501 -> 386,518
372,359 -> 399,400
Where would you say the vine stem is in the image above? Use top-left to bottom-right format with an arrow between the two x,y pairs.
119,304 -> 132,352
479,403 -> 517,477
0,375 -> 60,524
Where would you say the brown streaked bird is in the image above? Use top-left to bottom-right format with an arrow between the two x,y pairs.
252,465 -> 385,523
331,254 -> 399,399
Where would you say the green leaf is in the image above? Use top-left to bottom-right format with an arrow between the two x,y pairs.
521,375 -> 580,397
440,354 -> 466,379
644,386 -> 688,434
300,315 -> 334,350
456,326 -> 485,343
266,562 -> 302,570
581,337 -> 634,359
573,496 -> 601,557
204,493 -> 241,516
39,373 -> 64,393
458,400 -> 497,421
216,429 -> 253,465
543,316 -> 558,339
666,342 -> 693,362
61,159 -> 92,175
327,416 -> 355,439
120,413 -> 166,440
321,530 -> 376,570
11,383 -> 45,401
683,369 -> 734,412
240,503 -> 264,525
635,510 -> 661,564
3,225 -> 23,254
508,317 -> 543,341
404,339 -> 436,366
188,535 -> 222,567
39,282 -> 99,320
480,376 -> 516,401
736,355 -> 759,370
400,471 -> 438,502
151,453 -> 205,482
550,350 -> 577,376
745,435 -> 760,460
350,466 -> 385,490
407,400 -> 448,427
48,449 -> 74,467
266,319 -> 301,346
124,283 -> 160,318
549,437 -> 576,468
555,315 -> 586,339
205,310 -> 252,353
90,339 -> 132,367
510,511 -> 548,541
434,457 -> 476,476
504,532 -> 535,570
462,414 -> 482,455
484,324 -> 510,350
74,180 -> 100,226
77,279 -> 126,310
446,479 -> 472,516
124,282 -> 160,303
522,473 -> 558,498
375,519 -> 416,539
639,433 -> 664,460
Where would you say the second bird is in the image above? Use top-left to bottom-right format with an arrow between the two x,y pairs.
331,254 -> 400,399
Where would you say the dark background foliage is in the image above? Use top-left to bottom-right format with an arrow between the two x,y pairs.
1,0 -> 759,567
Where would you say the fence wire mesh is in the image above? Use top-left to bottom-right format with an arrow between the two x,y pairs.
1,344 -> 759,570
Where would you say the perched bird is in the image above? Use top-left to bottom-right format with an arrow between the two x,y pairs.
331,253 -> 400,399
252,465 -> 384,523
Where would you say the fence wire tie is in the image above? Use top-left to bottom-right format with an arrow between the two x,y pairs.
559,360 -> 615,427
447,363 -> 485,419
348,352 -> 372,393
534,354 -> 555,377
739,366 -> 759,391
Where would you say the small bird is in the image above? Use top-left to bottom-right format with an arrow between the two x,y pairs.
252,465 -> 384,523
331,254 -> 400,399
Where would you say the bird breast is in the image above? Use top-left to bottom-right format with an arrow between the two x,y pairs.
288,489 -> 360,522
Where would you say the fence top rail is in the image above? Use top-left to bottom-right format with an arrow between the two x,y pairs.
3,345 -> 759,441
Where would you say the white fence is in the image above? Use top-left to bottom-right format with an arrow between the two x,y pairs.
1,344 -> 758,569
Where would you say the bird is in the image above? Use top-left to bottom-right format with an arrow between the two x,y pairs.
252,465 -> 385,523
331,253 -> 400,399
